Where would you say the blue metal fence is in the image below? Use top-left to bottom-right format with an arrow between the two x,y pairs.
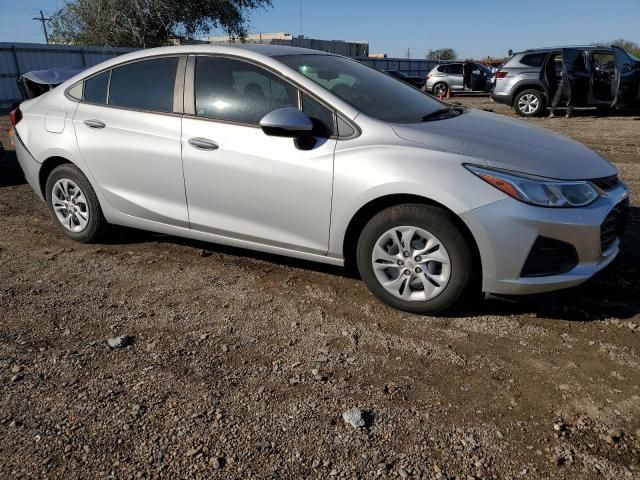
0,42 -> 450,107
0,42 -> 134,107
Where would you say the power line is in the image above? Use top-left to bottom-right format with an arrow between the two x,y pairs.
32,10 -> 51,44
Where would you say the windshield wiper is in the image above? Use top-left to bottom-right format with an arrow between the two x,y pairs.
421,107 -> 460,122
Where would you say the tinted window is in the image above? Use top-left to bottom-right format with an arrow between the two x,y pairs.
195,56 -> 298,124
83,71 -> 109,104
109,57 -> 178,112
302,93 -> 335,137
278,55 -> 446,124
449,64 -> 463,75
437,65 -> 447,73
520,53 -> 547,67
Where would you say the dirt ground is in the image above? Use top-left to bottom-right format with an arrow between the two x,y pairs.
1,99 -> 639,479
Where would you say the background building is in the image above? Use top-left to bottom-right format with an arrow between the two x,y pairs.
204,32 -> 369,58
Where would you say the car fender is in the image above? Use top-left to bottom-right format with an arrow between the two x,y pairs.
16,97 -> 113,216
327,144 -> 505,257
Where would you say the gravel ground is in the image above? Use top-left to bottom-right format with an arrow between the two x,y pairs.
1,100 -> 639,479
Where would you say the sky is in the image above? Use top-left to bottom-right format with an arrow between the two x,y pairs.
1,0 -> 639,59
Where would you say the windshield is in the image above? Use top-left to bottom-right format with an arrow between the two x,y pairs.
277,54 -> 447,123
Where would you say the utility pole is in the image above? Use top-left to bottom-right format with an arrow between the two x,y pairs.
406,48 -> 410,59
299,0 -> 303,37
33,10 -> 51,44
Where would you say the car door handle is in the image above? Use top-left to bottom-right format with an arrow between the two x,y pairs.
84,119 -> 106,129
188,137 -> 219,151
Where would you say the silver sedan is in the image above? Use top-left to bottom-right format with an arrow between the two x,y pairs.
12,45 -> 629,313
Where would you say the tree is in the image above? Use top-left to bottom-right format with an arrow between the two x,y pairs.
426,48 -> 457,61
610,39 -> 640,57
49,0 -> 272,48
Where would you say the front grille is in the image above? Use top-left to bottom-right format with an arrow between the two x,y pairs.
521,237 -> 579,278
600,198 -> 630,252
591,175 -> 620,191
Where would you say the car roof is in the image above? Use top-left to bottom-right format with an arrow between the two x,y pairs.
147,43 -> 330,58
517,45 -> 610,54
58,44 -> 334,89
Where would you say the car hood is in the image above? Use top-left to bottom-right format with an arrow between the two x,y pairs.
391,108 -> 617,180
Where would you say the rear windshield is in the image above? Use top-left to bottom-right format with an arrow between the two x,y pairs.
277,54 -> 446,123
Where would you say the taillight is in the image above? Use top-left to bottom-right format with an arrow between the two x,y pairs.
427,74 -> 432,80
9,107 -> 22,128
495,71 -> 508,79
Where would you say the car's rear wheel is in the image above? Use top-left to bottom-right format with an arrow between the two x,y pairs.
514,89 -> 545,117
356,204 -> 475,314
432,82 -> 449,97
45,164 -> 109,243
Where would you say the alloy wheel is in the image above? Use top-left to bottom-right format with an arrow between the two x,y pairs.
371,226 -> 451,302
51,178 -> 90,232
518,94 -> 539,115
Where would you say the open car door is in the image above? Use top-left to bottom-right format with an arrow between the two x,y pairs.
562,49 -> 589,106
611,46 -> 640,107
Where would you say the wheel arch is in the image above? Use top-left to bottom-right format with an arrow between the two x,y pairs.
39,156 -> 74,198
511,82 -> 548,105
341,194 -> 482,283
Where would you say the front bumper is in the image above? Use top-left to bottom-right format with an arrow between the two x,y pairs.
461,183 -> 630,295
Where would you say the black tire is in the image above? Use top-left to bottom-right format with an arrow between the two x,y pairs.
513,89 -> 546,117
432,82 -> 449,98
45,163 -> 109,243
356,204 -> 475,314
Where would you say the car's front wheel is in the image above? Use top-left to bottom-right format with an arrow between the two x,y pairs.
513,89 -> 545,117
45,164 -> 109,243
356,204 -> 475,314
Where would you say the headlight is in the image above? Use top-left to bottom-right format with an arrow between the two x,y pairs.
465,165 -> 601,207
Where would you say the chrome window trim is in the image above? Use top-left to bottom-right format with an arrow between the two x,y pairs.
64,54 -> 185,116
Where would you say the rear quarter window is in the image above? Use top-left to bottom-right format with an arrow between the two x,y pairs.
519,53 -> 547,67
83,71 -> 109,104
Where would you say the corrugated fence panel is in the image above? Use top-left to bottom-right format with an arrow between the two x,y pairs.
0,78 -> 20,105
0,42 -> 134,107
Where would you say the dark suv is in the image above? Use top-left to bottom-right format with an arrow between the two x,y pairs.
491,45 -> 640,116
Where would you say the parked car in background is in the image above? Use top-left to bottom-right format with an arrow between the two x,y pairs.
386,70 -> 426,89
491,45 -> 640,116
12,45 -> 629,314
425,62 -> 493,96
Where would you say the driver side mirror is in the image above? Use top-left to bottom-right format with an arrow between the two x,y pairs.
260,107 -> 314,138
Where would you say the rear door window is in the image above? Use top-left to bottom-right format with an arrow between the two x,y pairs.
108,57 -> 178,113
449,64 -> 463,75
83,71 -> 109,104
194,56 -> 298,124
